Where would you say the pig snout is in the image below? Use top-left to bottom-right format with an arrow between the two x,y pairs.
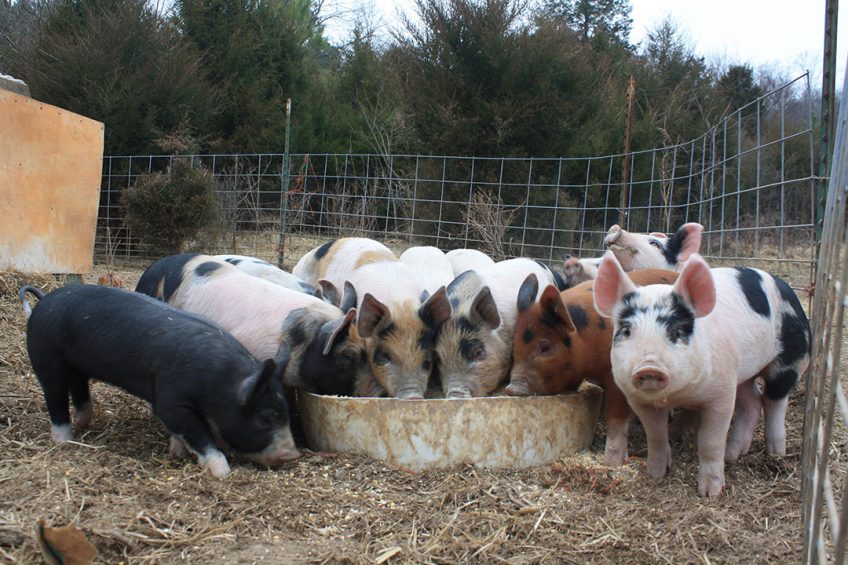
446,386 -> 473,399
246,428 -> 302,466
604,225 -> 623,247
504,378 -> 530,396
631,367 -> 669,392
397,389 -> 425,400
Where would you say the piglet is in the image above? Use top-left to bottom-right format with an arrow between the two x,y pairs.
507,268 -> 678,465
603,222 -> 703,271
445,248 -> 495,276
215,254 -> 319,296
292,238 -> 396,288
20,284 -> 300,478
592,252 -> 810,496
136,254 -> 369,397
562,255 -> 601,287
399,246 -> 455,295
432,258 -> 561,398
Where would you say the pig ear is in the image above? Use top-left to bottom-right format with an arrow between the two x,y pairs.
339,281 -> 357,313
671,254 -> 715,318
517,274 -> 539,312
357,293 -> 391,338
472,287 -> 501,328
420,286 -> 452,328
317,280 -> 340,307
648,232 -> 667,239
593,251 -> 638,317
675,222 -> 704,262
322,308 -> 357,355
238,358 -> 277,408
539,285 -> 575,332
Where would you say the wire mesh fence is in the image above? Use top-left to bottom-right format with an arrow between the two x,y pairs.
801,62 -> 848,564
96,73 -> 816,289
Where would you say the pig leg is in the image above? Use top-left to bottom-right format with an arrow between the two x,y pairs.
602,386 -> 632,466
696,402 -> 734,497
155,405 -> 231,478
630,403 -> 672,478
762,395 -> 789,456
168,436 -> 189,459
725,379 -> 762,462
32,358 -> 75,443
68,376 -> 93,429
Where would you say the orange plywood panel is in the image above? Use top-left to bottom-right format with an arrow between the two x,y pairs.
0,89 -> 104,273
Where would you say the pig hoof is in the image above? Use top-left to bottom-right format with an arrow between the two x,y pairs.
647,453 -> 671,478
168,436 -> 188,459
73,403 -> 93,429
202,452 -> 231,478
603,448 -> 627,467
51,424 -> 73,443
725,439 -> 752,462
698,474 -> 724,497
766,438 -> 787,457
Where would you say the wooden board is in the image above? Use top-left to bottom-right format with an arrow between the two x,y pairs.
0,89 -> 104,273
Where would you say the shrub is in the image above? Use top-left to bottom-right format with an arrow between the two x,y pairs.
123,160 -> 221,253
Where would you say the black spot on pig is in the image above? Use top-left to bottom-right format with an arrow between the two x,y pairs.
617,292 -> 647,324
522,327 -> 535,343
661,226 -> 689,266
135,253 -> 201,302
458,316 -> 477,333
378,322 -> 396,339
418,327 -> 438,350
459,338 -> 484,361
597,317 -> 606,330
224,257 -> 242,266
287,318 -> 309,346
550,269 -> 568,291
656,293 -> 695,344
566,304 -> 589,332
777,311 -> 810,367
562,334 -> 571,348
195,261 -> 223,277
314,240 -> 337,260
736,268 -> 770,317
764,368 -> 799,400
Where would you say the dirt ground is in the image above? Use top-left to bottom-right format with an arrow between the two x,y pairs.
0,259 -> 832,564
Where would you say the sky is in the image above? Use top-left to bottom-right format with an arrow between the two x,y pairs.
324,0 -> 848,89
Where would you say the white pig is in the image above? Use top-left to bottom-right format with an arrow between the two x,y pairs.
562,255 -> 601,287
292,238 -> 396,287
445,248 -> 495,276
593,251 -> 810,497
399,246 -> 455,295
215,254 -> 317,295
603,222 -> 703,271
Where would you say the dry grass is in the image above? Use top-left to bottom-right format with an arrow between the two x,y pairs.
0,264 -> 827,564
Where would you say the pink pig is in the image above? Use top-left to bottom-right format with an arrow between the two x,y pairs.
593,251 -> 810,496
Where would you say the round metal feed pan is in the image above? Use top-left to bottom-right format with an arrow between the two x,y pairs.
299,383 -> 602,470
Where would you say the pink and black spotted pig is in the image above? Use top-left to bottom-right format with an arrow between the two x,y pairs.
603,222 -> 703,271
593,251 -> 810,496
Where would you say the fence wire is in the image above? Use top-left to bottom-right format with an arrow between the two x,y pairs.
96,73 -> 816,289
802,60 -> 848,564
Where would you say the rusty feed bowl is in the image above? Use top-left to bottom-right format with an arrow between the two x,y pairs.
299,383 -> 602,470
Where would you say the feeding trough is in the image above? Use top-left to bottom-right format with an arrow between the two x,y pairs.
299,383 -> 602,470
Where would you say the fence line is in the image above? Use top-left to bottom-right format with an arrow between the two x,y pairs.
801,59 -> 848,564
96,73 -> 816,289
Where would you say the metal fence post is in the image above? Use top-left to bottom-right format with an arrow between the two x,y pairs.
277,98 -> 292,269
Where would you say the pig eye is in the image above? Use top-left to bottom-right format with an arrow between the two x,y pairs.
539,340 -> 554,357
373,349 -> 391,365
648,240 -> 663,249
671,328 -> 689,343
257,411 -> 279,428
616,326 -> 631,339
469,345 -> 485,361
